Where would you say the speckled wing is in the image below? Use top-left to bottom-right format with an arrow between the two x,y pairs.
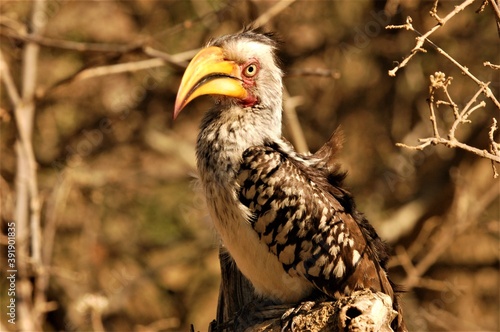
236,141 -> 394,299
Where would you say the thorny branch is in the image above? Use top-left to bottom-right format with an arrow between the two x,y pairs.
397,72 -> 500,174
386,0 -> 476,76
387,0 -> 500,176
489,118 -> 500,177
484,61 -> 500,70
387,0 -> 500,109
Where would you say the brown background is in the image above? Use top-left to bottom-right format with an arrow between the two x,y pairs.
0,0 -> 499,331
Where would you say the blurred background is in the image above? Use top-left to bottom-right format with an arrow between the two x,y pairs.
0,0 -> 498,331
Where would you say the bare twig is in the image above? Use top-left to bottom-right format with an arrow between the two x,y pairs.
405,217 -> 440,259
398,137 -> 500,163
145,2 -> 232,40
387,0 -> 477,77
477,0 -> 489,13
448,83 -> 487,139
283,87 -> 308,153
387,0 -> 500,109
68,48 -> 198,83
75,58 -> 165,81
0,50 -> 21,106
430,40 -> 500,109
251,0 -> 297,29
1,23 -> 199,97
38,175 -> 73,322
143,46 -> 197,67
397,72 -> 500,166
393,169 -> 500,290
489,0 -> 500,22
428,72 -> 448,138
1,25 -> 196,68
484,61 -> 500,70
489,118 -> 500,154
11,1 -> 47,330
0,28 -> 144,53
287,68 -> 341,78
429,0 -> 445,24
489,118 -> 500,177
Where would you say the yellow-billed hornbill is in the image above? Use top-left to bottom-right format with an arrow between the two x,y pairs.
174,29 -> 406,331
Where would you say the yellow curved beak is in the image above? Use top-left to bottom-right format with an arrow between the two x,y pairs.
173,46 -> 247,119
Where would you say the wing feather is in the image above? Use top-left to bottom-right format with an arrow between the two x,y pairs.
236,140 -> 393,299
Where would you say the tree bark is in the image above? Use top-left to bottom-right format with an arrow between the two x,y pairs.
208,247 -> 397,332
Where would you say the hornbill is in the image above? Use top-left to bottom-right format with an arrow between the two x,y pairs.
174,29 -> 406,331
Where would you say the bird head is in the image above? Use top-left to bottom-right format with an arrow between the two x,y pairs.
174,31 -> 283,120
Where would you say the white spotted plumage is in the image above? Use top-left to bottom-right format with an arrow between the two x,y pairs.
185,30 -> 406,331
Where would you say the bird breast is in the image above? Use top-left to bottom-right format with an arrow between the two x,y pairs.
203,173 -> 314,303
196,107 -> 312,302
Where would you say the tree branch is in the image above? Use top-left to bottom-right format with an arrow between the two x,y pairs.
387,0 -> 477,76
387,0 -> 500,109
283,87 -> 309,154
393,170 -> 500,290
0,24 -> 198,96
12,1 -> 47,330
396,71 -> 500,169
250,0 -> 297,29
0,49 -> 21,106
484,61 -> 500,70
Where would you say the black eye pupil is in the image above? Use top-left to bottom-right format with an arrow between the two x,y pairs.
244,64 -> 257,77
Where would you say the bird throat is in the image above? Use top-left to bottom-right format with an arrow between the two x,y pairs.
240,94 -> 258,108
196,104 -> 279,188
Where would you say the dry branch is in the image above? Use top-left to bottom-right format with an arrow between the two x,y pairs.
0,50 -> 21,106
388,0 -> 500,176
0,28 -> 143,53
0,24 -> 194,68
391,165 -> 500,290
1,1 -> 51,330
386,0 -> 476,76
387,0 -> 500,109
283,87 -> 308,154
484,61 -> 500,70
287,68 -> 341,78
396,71 -> 500,170
250,0 -> 297,29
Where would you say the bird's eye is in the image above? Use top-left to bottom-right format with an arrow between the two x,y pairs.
243,64 -> 258,77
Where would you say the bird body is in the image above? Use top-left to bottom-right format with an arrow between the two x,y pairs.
174,29 -> 405,331
197,110 -> 314,301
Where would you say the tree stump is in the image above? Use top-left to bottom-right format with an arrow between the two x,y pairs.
208,248 -> 397,332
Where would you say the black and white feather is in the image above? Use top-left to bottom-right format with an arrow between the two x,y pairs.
178,29 -> 406,331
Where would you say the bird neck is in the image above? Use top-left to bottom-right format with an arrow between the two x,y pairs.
196,103 -> 282,187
